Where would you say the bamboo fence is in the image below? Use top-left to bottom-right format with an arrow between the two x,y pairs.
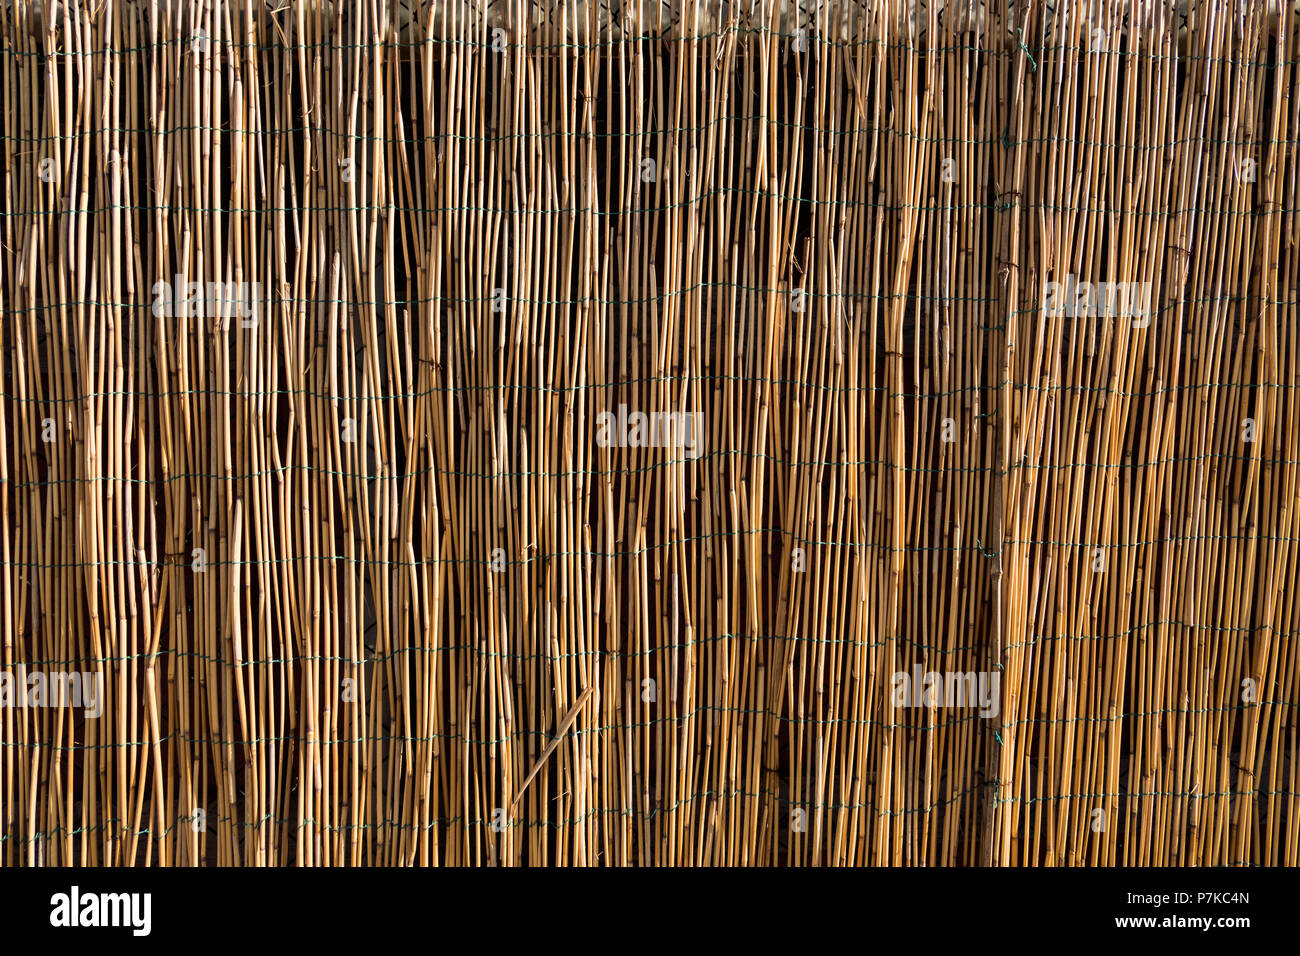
0,0 -> 1297,866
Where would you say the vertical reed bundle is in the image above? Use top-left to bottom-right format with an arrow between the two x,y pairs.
0,0 -> 1296,866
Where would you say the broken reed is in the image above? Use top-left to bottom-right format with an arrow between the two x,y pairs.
0,0 -> 1297,867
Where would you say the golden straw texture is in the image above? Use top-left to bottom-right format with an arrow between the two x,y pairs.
0,0 -> 1297,866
